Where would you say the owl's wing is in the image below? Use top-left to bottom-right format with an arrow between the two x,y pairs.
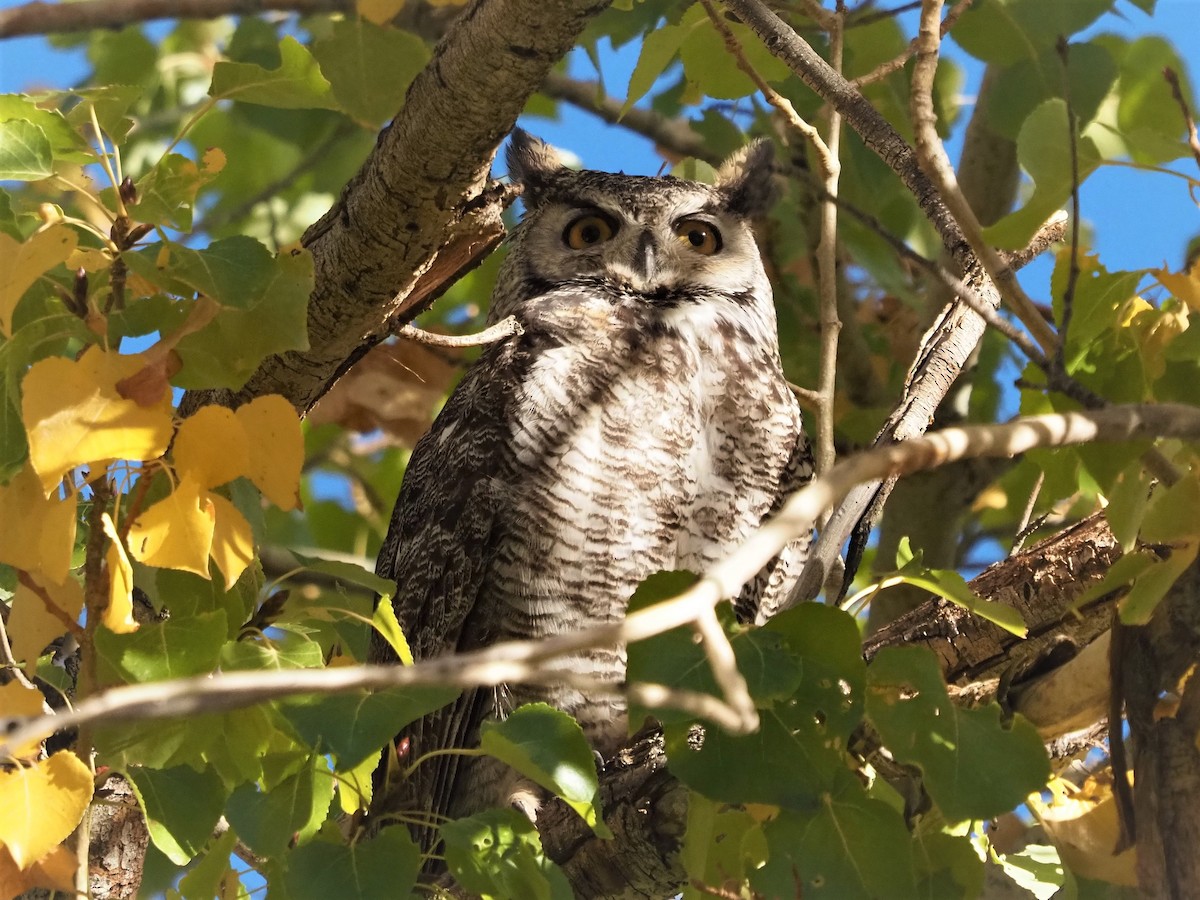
371,339 -> 523,846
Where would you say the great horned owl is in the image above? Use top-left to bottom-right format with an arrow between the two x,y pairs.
372,129 -> 812,856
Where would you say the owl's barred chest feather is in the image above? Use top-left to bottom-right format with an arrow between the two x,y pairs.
373,130 -> 813,859
491,289 -> 799,643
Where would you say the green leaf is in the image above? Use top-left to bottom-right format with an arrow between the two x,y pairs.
0,119 -> 54,181
219,631 -> 324,671
171,248 -> 312,390
479,703 -> 610,837
1109,35 -> 1193,164
209,36 -> 338,110
176,828 -> 237,900
953,0 -> 1112,65
1105,463 -> 1154,551
126,236 -> 276,309
287,549 -> 396,597
282,825 -> 421,900
312,19 -> 430,126
680,16 -> 789,100
891,565 -> 1027,637
279,685 -> 460,769
1119,542 -> 1198,625
127,150 -> 224,231
1140,474 -> 1200,542
986,41 -> 1118,140
665,707 -> 843,808
371,596 -> 411,665
680,792 -> 767,899
985,99 -> 1101,249
0,94 -> 93,169
626,573 -> 802,725
914,830 -> 985,899
225,755 -> 332,857
442,808 -> 573,900
126,765 -> 229,865
996,844 -> 1066,898
95,609 -> 228,683
867,647 -> 1050,822
622,23 -> 689,116
765,602 -> 867,743
752,781 -> 919,900
202,706 -> 275,786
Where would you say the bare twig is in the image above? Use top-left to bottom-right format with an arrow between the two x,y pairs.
0,0 -> 351,37
909,0 -> 1059,354
693,607 -> 756,731
1010,470 -> 1045,555
706,0 -> 842,476
6,404 -> 1200,759
1055,37 -> 1082,361
851,0 -> 971,88
1164,67 -> 1200,173
397,315 -> 523,349
540,72 -> 715,165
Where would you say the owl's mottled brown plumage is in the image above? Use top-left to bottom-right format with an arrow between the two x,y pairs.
372,130 -> 812,855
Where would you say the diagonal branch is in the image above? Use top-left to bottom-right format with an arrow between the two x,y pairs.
0,0 -> 351,37
5,402 -> 1199,760
178,0 -> 614,418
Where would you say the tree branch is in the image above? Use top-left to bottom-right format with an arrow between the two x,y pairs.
0,0 -> 351,38
6,402 -> 1199,760
178,0 -> 614,418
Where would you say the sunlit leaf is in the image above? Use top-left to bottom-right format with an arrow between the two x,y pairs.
209,36 -> 338,110
0,842 -> 76,895
7,573 -> 84,675
208,492 -> 255,589
0,462 -> 77,583
126,765 -> 228,865
480,703 -> 610,838
100,511 -> 138,635
0,119 -> 53,181
0,224 -> 78,336
867,647 -> 1050,822
22,345 -> 174,492
234,395 -> 304,510
126,475 -> 216,578
95,610 -> 227,683
0,682 -> 48,759
127,149 -> 226,231
312,19 -> 430,126
281,825 -> 420,900
0,751 -> 93,868
173,405 -> 250,491
442,808 -> 573,900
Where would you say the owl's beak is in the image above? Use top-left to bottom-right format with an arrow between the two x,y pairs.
630,230 -> 660,282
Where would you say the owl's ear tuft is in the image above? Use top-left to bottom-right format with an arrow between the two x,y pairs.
507,129 -> 568,207
715,139 -> 777,218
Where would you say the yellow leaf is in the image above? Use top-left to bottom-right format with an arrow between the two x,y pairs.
1155,260 -> 1200,311
100,513 -> 137,635
65,246 -> 112,274
22,346 -> 175,493
1030,774 -> 1137,887
0,225 -> 79,337
234,395 -> 303,511
0,752 -> 93,869
208,492 -> 253,590
0,842 -> 76,896
126,475 -> 215,578
356,0 -> 406,23
0,464 -> 77,584
174,405 -> 250,490
0,683 -> 48,760
202,147 -> 226,176
7,575 -> 83,676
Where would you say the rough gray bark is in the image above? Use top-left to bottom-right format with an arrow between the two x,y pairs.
179,0 -> 613,418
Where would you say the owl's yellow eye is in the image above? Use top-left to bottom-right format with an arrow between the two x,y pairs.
674,219 -> 722,255
564,214 -> 617,249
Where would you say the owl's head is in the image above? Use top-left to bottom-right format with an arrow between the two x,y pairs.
494,130 -> 777,318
